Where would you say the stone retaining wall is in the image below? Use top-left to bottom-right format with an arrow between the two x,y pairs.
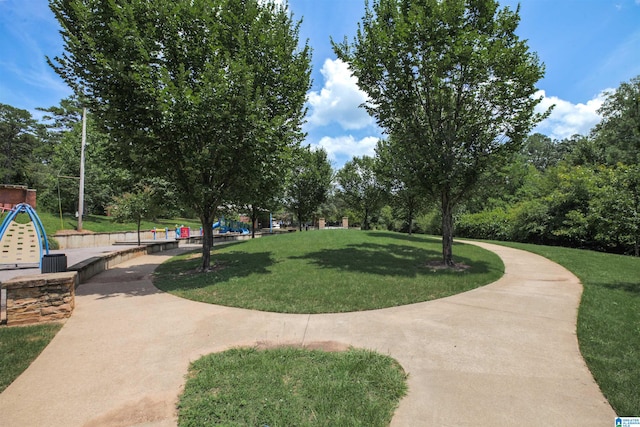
0,241 -> 179,326
2,272 -> 77,326
69,241 -> 179,283
53,230 -> 171,249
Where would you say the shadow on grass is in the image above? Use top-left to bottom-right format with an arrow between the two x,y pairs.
365,231 -> 468,247
365,231 -> 437,243
599,281 -> 640,295
212,241 -> 246,250
154,251 -> 276,292
292,242 -> 492,277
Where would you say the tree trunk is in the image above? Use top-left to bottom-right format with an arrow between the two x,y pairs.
363,208 -> 369,230
136,217 -> 141,246
201,216 -> 214,271
250,205 -> 257,239
441,194 -> 454,266
407,203 -> 414,236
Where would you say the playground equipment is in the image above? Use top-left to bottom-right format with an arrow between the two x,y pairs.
155,218 -> 252,241
214,217 -> 250,235
0,203 -> 50,269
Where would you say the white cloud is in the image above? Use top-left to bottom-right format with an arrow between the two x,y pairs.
315,135 -> 379,162
533,90 -> 608,140
307,58 -> 375,131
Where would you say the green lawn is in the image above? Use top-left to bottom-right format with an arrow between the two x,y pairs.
154,230 -> 505,313
493,241 -> 640,416
0,323 -> 63,393
178,347 -> 407,427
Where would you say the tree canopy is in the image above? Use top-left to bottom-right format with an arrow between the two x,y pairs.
49,0 -> 311,269
0,104 -> 46,187
334,0 -> 546,265
593,75 -> 640,165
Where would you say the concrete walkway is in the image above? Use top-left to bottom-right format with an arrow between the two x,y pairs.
0,242 -> 615,426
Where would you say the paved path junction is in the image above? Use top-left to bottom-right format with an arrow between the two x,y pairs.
0,241 -> 616,426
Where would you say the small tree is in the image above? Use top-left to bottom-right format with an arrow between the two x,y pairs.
111,186 -> 155,246
286,147 -> 333,230
375,138 -> 426,235
336,155 -> 386,230
334,0 -> 547,265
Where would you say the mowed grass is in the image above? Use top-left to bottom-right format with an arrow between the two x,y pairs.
178,347 -> 407,427
494,241 -> 640,416
0,323 -> 63,393
154,230 -> 504,313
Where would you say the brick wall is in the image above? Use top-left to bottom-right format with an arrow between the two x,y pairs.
0,185 -> 37,210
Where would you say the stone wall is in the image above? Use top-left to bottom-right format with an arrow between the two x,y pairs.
69,241 -> 179,283
2,272 -> 77,326
53,230 -> 169,249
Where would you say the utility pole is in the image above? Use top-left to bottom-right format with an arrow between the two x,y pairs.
77,107 -> 87,231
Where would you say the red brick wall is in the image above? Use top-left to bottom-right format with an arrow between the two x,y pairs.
0,185 -> 37,210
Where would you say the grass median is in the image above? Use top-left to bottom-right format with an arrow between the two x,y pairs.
178,346 -> 407,427
153,229 -> 504,313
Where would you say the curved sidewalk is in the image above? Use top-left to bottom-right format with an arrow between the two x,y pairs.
0,242 -> 615,426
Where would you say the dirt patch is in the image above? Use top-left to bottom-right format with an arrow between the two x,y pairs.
82,395 -> 174,427
424,260 -> 471,272
176,261 -> 227,276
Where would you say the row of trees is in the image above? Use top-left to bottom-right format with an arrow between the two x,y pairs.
5,79 -> 637,258
1,97 -> 334,236
5,0 -> 636,269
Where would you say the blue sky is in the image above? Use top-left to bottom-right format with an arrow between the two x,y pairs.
1,0 -> 640,168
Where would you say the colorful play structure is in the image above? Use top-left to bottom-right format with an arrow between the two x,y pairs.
0,203 -> 50,269
152,217 -> 251,240
213,217 -> 250,235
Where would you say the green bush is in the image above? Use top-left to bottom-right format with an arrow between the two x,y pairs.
414,208 -> 441,235
46,236 -> 60,250
508,199 -> 552,244
457,208 -> 510,241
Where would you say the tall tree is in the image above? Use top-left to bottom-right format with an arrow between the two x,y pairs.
0,104 -> 45,187
49,0 -> 311,270
334,0 -> 547,265
286,146 -> 333,231
38,97 -> 131,216
336,155 -> 386,230
593,75 -> 640,165
521,133 -> 565,171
